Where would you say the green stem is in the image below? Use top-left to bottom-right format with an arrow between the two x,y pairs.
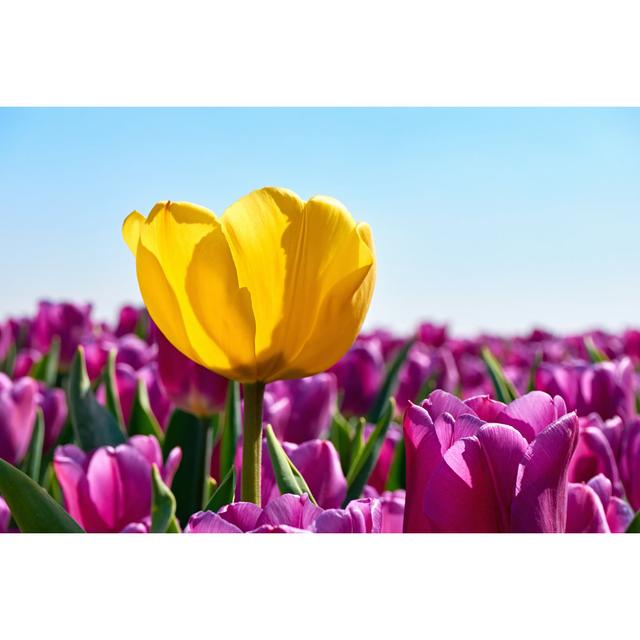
241,382 -> 265,505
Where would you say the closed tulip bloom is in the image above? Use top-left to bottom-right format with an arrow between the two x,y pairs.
31,301 -> 93,367
403,390 -> 578,532
53,435 -> 181,533
114,305 -> 145,338
122,188 -> 376,383
0,374 -> 38,465
36,383 -> 68,451
12,348 -> 41,379
155,326 -> 227,416
330,338 -> 385,417
266,373 -> 337,443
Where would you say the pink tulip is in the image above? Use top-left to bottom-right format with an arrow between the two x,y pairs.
0,374 -> 38,466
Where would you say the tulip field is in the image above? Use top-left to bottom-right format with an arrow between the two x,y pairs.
1,189 -> 640,534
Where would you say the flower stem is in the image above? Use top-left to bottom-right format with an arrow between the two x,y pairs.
241,381 -> 265,505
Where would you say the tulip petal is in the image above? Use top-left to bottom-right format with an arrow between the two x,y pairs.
218,502 -> 262,532
185,510 -> 243,533
255,493 -> 322,530
566,483 -> 610,533
496,391 -> 562,441
135,202 -> 238,376
122,211 -> 144,255
511,413 -> 578,532
606,497 -> 634,533
185,226 -> 257,379
424,436 -> 503,533
476,423 -> 529,528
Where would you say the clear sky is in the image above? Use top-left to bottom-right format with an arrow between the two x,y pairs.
1,108 -> 639,336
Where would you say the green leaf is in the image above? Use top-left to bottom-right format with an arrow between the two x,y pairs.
264,424 -> 317,505
348,418 -> 365,474
128,378 -> 164,441
343,398 -> 394,506
162,410 -> 210,524
150,464 -> 179,533
103,348 -> 124,427
367,338 -> 415,424
67,346 -> 126,450
480,347 -> 518,403
526,350 -> 543,393
329,411 -> 353,475
584,337 -> 608,363
0,458 -> 85,532
22,408 -> 45,482
30,336 -> 60,387
626,510 -> 640,533
204,467 -> 236,513
385,435 -> 406,491
219,381 -> 241,480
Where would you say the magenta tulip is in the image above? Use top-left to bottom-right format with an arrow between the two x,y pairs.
154,327 -> 227,417
36,383 -> 68,451
330,338 -> 385,417
0,496 -> 10,534
0,374 -> 38,465
31,301 -> 93,367
53,435 -> 181,532
266,373 -> 337,443
403,390 -> 578,532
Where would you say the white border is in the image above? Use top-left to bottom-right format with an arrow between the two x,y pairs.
1,0 -> 639,105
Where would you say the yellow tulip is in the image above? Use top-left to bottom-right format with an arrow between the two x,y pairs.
122,186 -> 376,384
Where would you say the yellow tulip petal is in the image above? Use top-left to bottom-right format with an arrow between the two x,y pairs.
220,187 -> 304,358
122,211 -> 144,255
186,227 -> 258,381
137,201 -> 238,373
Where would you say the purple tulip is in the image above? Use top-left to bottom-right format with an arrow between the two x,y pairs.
313,498 -> 383,533
362,487 -> 406,532
185,494 -> 389,533
360,329 -> 405,362
250,438 -> 347,509
266,373 -> 337,443
395,344 -> 459,412
0,496 -> 10,534
12,348 -> 41,379
536,358 -> 636,422
31,301 -> 93,367
403,390 -> 578,532
618,419 -> 640,510
53,435 -> 181,532
262,389 -> 292,435
36,383 -> 68,451
568,414 -> 624,497
0,374 -> 38,465
566,475 -> 634,533
330,338 -> 385,417
155,327 -> 227,417
97,362 -> 171,429
417,322 -> 448,348
114,305 -> 145,338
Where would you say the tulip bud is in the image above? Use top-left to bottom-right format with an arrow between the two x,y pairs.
0,374 -> 38,465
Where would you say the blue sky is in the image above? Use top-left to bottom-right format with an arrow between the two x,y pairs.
1,108 -> 639,336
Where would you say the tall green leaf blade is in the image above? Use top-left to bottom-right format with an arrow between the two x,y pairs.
204,467 -> 236,513
0,458 -> 85,532
265,424 -> 317,505
329,412 -> 353,475
128,378 -> 164,441
480,347 -> 518,403
366,338 -> 415,424
150,464 -> 179,533
162,410 -> 209,524
22,408 -> 45,482
219,381 -> 240,480
343,398 -> 394,506
68,346 -> 126,450
104,348 -> 124,427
